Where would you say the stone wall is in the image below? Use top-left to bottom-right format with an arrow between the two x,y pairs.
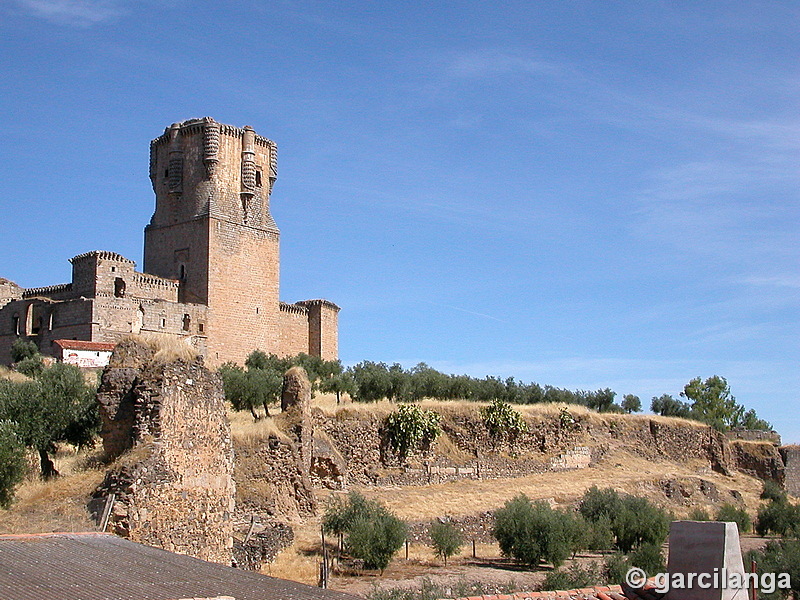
234,433 -> 316,518
780,445 -> 800,497
312,407 -> 735,488
94,338 -> 235,564
726,429 -> 782,445
730,440 -> 785,483
0,278 -> 22,309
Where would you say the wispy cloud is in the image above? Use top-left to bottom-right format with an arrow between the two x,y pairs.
424,300 -> 509,324
14,0 -> 126,27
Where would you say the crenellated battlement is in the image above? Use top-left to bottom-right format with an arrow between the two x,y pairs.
22,283 -> 72,298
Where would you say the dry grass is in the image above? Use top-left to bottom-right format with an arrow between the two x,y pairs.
0,366 -> 31,383
264,518 -> 324,583
0,444 -> 105,535
228,409 -> 291,445
351,448 -> 764,521
316,397 -> 709,432
118,333 -> 198,363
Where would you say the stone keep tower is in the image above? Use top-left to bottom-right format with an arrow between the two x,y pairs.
144,118 -> 334,365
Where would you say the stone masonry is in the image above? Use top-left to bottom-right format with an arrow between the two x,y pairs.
94,338 -> 235,564
780,445 -> 800,497
0,117 -> 339,367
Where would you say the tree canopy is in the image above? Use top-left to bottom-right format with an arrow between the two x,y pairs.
0,361 -> 99,479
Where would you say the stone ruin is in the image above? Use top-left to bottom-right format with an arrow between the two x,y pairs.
93,337 -> 235,564
780,445 -> 800,497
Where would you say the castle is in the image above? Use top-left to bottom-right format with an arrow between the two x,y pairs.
0,117 -> 339,366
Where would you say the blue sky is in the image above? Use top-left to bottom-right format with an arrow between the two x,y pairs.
1,1 -> 798,442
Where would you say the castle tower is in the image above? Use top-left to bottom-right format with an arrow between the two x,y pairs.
144,118 -> 281,365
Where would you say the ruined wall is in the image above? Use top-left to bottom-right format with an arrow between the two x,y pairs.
234,433 -> 316,518
95,338 -> 235,564
312,407 -> 736,487
0,278 -> 22,309
730,440 -> 785,483
780,445 -> 800,497
0,297 -> 94,364
726,430 -> 782,445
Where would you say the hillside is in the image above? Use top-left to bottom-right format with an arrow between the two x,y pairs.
0,394 -> 781,596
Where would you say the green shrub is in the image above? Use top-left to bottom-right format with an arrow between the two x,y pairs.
756,498 -> 800,537
688,507 -> 711,521
628,542 -> 665,575
385,404 -> 441,460
579,487 -> 669,553
324,491 -> 407,574
323,491 -> 385,536
429,520 -> 462,565
347,511 -> 407,574
0,420 -> 27,507
579,486 -> 622,523
15,355 -> 43,377
587,515 -> 616,551
747,538 -> 800,599
540,562 -> 602,591
10,338 -> 39,362
614,495 -> 670,553
761,480 -> 787,503
715,503 -> 750,533
493,494 -> 573,568
0,363 -> 99,478
604,553 -> 630,586
481,398 -> 528,441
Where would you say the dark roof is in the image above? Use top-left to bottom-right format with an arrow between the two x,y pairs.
0,533 -> 357,600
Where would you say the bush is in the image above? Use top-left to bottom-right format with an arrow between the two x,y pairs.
323,491 -> 385,537
540,562 -> 602,591
219,362 -> 281,420
604,553 -> 630,586
10,338 -> 38,362
761,480 -> 787,503
587,515 -> 616,552
493,494 -> 573,568
688,508 -> 711,521
747,538 -> 800,599
578,487 -> 669,554
628,542 -> 665,575
614,495 -> 670,553
579,486 -> 622,523
384,404 -> 441,460
481,399 -> 527,441
0,420 -> 27,507
715,503 -> 750,533
621,394 -> 641,413
756,498 -> 800,537
0,363 -> 99,478
347,511 -> 407,574
429,520 -> 462,565
324,492 -> 407,574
